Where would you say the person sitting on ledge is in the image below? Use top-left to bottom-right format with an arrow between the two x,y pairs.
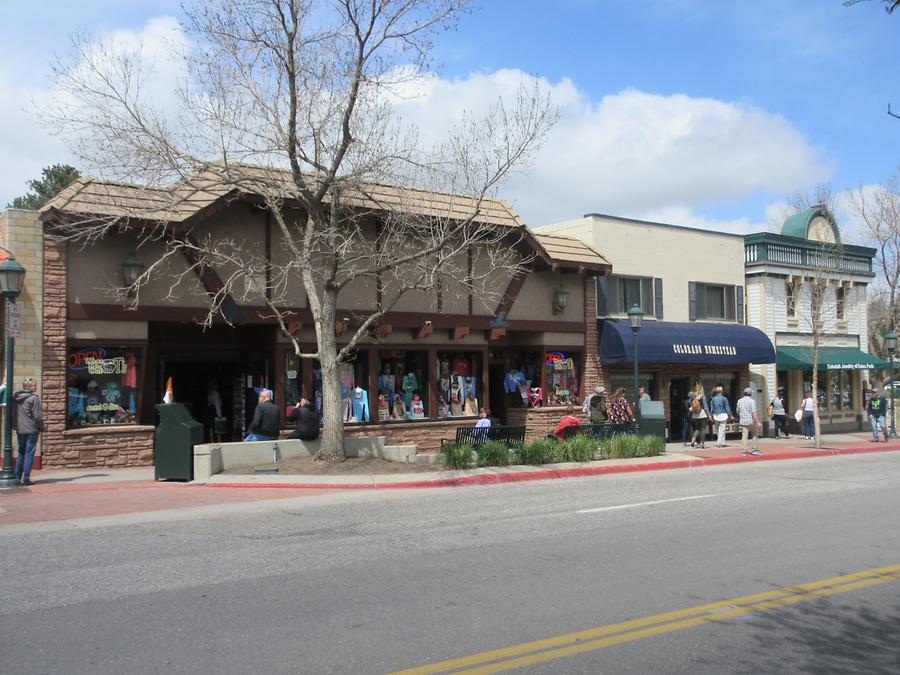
244,389 -> 280,442
554,405 -> 581,441
288,397 -> 320,441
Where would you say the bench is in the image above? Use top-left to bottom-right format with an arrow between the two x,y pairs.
562,423 -> 633,440
441,424 -> 526,448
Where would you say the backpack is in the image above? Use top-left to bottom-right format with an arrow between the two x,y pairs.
589,394 -> 607,421
690,398 -> 701,414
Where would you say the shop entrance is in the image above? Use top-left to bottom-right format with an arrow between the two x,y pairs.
146,323 -> 276,441
669,377 -> 691,443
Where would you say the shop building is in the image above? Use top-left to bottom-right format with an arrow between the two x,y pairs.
8,173 -> 611,468
542,213 -> 775,438
744,206 -> 882,433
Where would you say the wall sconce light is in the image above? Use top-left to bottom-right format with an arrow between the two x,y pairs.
122,251 -> 145,287
552,283 -> 570,315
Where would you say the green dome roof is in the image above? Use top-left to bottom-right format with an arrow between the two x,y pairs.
780,205 -> 841,243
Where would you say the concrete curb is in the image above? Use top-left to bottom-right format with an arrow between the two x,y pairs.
203,443 -> 900,491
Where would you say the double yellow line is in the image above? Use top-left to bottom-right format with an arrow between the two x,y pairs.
393,563 -> 900,674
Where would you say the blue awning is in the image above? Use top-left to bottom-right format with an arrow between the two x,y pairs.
600,320 -> 775,365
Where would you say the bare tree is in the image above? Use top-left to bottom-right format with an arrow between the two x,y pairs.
843,0 -> 900,14
767,183 -> 837,232
45,0 -> 556,461
849,171 -> 900,343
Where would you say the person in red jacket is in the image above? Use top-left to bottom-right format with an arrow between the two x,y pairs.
555,405 -> 582,441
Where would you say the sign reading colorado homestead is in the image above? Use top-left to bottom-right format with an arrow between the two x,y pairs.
672,344 -> 738,356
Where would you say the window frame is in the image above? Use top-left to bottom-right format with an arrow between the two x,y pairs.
693,282 -> 737,321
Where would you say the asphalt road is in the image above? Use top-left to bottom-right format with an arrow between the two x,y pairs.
2,453 -> 899,674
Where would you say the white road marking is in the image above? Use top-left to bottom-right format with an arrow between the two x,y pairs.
577,494 -> 719,514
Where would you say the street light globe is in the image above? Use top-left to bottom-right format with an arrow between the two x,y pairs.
627,304 -> 644,332
885,330 -> 897,353
0,254 -> 26,299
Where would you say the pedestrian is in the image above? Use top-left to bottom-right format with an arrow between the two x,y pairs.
867,387 -> 888,443
475,407 -> 491,441
554,405 -> 582,441
13,377 -> 43,486
244,389 -> 280,441
287,396 -> 320,441
682,392 -> 694,446
583,385 -> 608,424
608,387 -> 636,434
689,383 -> 710,448
639,387 -> 650,402
709,385 -> 733,447
770,387 -> 790,439
736,386 -> 763,455
800,389 -> 816,440
206,378 -> 223,442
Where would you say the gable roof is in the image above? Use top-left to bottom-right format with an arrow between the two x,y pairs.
532,232 -> 610,271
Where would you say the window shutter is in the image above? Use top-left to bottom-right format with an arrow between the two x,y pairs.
596,276 -> 608,316
641,277 -> 653,315
736,285 -> 744,324
654,278 -> 663,319
689,281 -> 697,321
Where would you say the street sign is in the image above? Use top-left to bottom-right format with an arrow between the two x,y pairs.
7,303 -> 21,339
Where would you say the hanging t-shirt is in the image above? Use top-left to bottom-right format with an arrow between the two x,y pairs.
451,357 -> 469,377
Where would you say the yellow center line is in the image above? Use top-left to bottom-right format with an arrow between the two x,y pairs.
391,563 -> 900,675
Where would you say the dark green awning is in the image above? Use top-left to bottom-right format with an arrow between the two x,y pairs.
776,346 -> 889,371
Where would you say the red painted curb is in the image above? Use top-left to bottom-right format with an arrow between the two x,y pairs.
203,443 -> 900,491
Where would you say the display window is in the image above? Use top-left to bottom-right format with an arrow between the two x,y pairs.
503,351 -> 581,407
804,370 -> 855,414
436,351 -> 482,418
609,372 -> 655,401
699,371 -> 738,407
67,345 -> 142,427
335,350 -> 369,423
376,350 -> 427,421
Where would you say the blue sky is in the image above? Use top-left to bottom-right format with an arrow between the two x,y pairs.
1,0 -> 897,235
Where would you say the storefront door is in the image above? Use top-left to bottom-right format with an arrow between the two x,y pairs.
669,377 -> 690,443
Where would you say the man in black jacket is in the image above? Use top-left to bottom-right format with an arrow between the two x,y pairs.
287,397 -> 320,441
244,389 -> 280,441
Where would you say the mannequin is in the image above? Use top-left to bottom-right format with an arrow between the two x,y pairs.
350,386 -> 370,422
463,392 -> 478,416
377,364 -> 395,396
392,396 -> 407,420
402,369 -> 418,409
409,393 -> 425,419
377,391 -> 390,421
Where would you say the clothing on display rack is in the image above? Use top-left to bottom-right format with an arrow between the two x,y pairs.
377,393 -> 390,422
463,395 -> 478,416
350,387 -> 370,422
402,372 -> 418,409
409,394 -> 425,419
392,397 -> 407,419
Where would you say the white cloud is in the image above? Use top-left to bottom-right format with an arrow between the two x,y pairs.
390,70 -> 833,232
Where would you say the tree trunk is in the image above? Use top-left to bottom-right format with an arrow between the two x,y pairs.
312,290 -> 347,462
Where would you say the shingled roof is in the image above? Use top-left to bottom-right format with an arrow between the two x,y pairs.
39,167 -> 609,272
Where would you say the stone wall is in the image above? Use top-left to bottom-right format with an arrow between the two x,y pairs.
342,418 -> 465,452
56,425 -> 155,467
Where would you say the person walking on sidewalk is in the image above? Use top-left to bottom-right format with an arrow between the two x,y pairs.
689,383 -> 711,448
801,390 -> 816,440
770,387 -> 790,439
736,387 -> 763,456
13,377 -> 43,486
709,386 -> 733,447
867,387 -> 888,442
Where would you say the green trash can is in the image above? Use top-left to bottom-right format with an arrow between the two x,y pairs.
155,403 -> 203,481
638,400 -> 667,441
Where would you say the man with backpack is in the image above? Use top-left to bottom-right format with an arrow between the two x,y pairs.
583,385 -> 608,424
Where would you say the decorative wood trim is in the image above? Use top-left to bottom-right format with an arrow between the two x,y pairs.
427,348 -> 438,418
487,328 -> 507,341
68,304 -> 585,333
451,326 -> 470,340
179,232 -> 245,322
374,324 -> 392,338
495,269 -> 528,317
414,321 -> 433,340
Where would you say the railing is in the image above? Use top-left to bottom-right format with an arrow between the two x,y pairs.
745,240 -> 872,274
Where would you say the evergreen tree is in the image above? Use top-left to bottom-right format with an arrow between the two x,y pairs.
8,164 -> 80,210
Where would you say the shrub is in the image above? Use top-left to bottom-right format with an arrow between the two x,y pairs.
475,441 -> 511,467
636,434 -> 666,457
558,434 -> 599,463
517,438 -> 557,465
440,443 -> 474,470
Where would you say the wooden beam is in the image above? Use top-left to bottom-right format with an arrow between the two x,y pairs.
288,321 -> 303,338
495,269 -> 528,318
451,326 -> 470,340
487,328 -> 506,341
375,324 -> 393,338
414,321 -> 433,340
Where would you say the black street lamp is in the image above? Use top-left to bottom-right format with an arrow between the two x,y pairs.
0,251 -> 26,487
628,304 -> 644,424
886,330 -> 897,438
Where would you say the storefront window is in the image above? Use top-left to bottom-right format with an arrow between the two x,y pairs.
284,353 -> 301,409
375,350 -> 427,421
699,371 -> 737,407
437,351 -> 482,418
544,351 -> 581,405
804,372 -> 829,413
335,351 -> 369,423
67,346 -> 142,427
609,372 -> 655,401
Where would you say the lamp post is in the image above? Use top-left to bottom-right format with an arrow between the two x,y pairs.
0,251 -> 26,487
628,304 -> 644,424
886,330 -> 897,438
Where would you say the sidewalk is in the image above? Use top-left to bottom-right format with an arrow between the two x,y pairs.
0,431 -> 896,529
